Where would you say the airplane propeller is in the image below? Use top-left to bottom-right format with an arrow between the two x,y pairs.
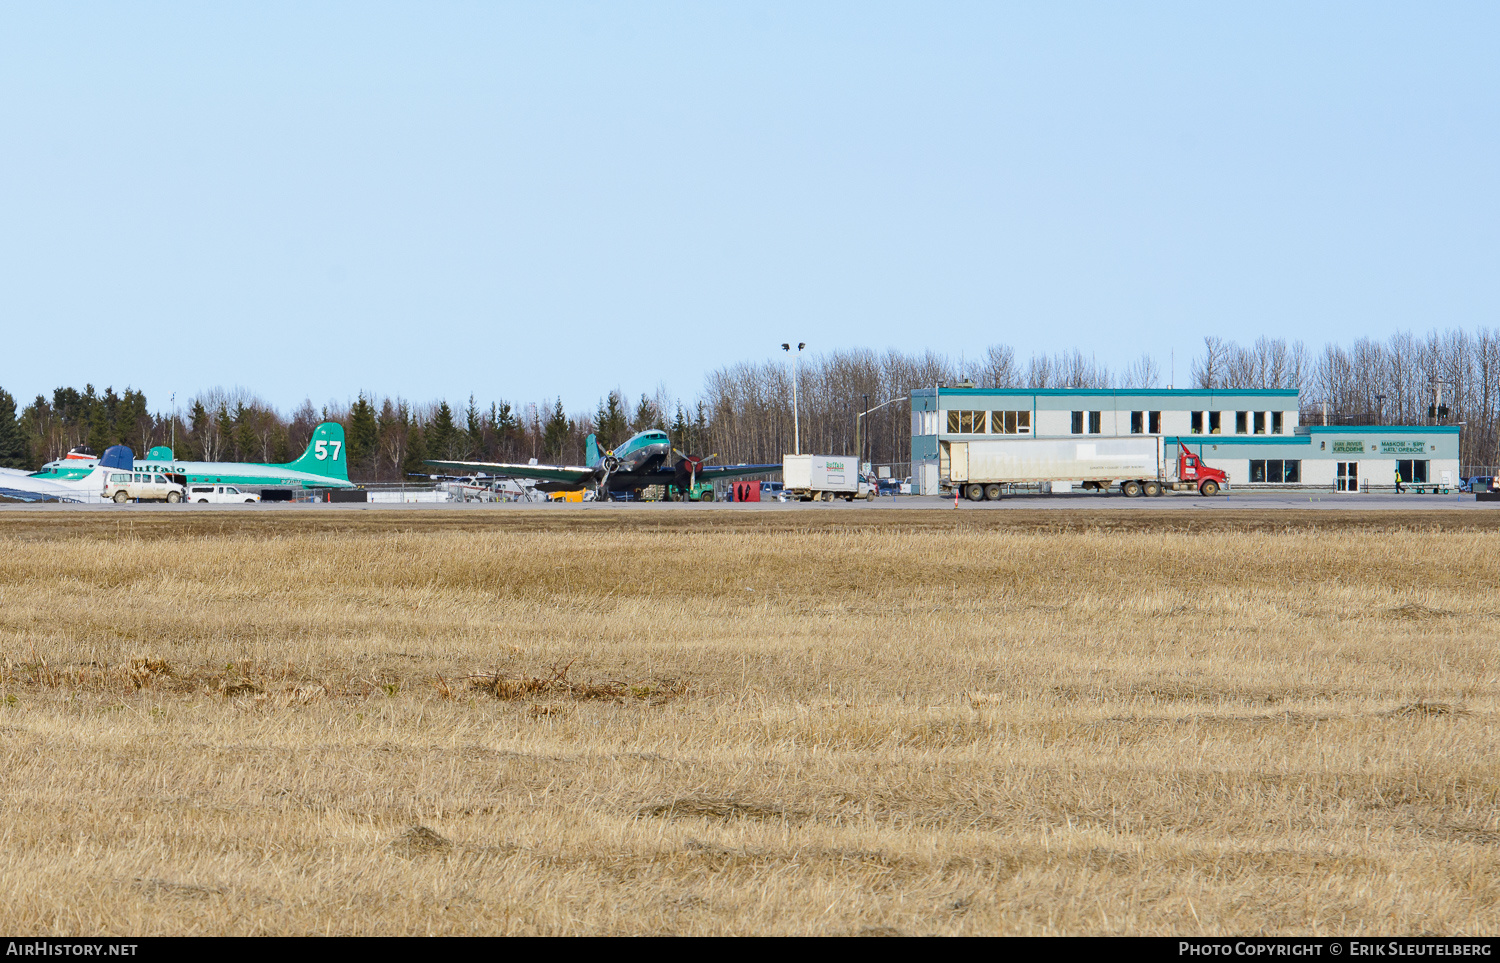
671,448 -> 718,498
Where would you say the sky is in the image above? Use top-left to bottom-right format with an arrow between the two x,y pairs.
2,2 -> 1497,414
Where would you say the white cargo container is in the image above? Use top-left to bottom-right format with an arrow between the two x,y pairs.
941,436 -> 1228,499
781,455 -> 873,502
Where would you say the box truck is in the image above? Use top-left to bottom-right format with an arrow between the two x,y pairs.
941,437 -> 1227,500
782,455 -> 874,502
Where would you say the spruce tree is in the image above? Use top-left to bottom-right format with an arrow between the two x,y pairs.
0,389 -> 27,469
543,400 -> 570,460
234,403 -> 257,462
188,401 -> 209,460
428,401 -> 457,460
214,404 -> 235,460
494,401 -> 518,459
347,393 -> 378,471
465,395 -> 481,456
401,416 -> 426,478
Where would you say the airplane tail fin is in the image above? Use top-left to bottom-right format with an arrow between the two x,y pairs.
100,446 -> 134,471
585,433 -> 601,468
283,422 -> 350,481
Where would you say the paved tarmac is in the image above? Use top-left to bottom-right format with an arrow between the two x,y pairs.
1,491 -> 1491,512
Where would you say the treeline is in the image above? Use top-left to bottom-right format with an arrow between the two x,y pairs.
3,326 -> 1498,479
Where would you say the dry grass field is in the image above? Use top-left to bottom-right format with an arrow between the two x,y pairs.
0,507 -> 1496,935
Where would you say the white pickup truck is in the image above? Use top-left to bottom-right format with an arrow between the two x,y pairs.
187,484 -> 261,504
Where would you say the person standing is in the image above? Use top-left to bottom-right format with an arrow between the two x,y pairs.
1394,465 -> 1404,494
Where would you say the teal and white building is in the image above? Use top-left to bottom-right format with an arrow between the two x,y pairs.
909,386 -> 1460,494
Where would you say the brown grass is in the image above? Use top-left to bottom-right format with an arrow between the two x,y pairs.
0,508 -> 1496,935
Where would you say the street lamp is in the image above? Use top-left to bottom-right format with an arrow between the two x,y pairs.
1375,393 -> 1386,426
781,342 -> 805,454
855,395 -> 911,476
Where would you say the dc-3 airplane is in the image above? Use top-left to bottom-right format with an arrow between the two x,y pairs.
425,429 -> 779,501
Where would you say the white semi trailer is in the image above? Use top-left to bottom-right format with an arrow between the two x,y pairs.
941,436 -> 1228,500
782,455 -> 874,502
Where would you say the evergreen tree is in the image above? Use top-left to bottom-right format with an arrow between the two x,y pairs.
347,393 -> 378,472
188,401 -> 210,460
401,416 -> 426,478
86,387 -> 109,455
671,404 -> 690,454
0,389 -> 27,469
234,403 -> 257,462
595,390 -> 627,449
632,393 -> 661,433
465,395 -> 481,456
428,401 -> 457,460
214,404 -> 235,460
543,399 -> 570,459
494,401 -> 518,458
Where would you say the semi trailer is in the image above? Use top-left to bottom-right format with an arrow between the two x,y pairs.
940,437 -> 1227,500
782,455 -> 874,502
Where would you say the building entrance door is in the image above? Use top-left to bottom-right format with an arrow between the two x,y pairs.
1337,462 -> 1359,492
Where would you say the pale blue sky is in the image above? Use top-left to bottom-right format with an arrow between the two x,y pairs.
2,3 -> 1496,413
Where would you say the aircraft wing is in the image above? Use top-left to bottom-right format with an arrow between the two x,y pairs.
692,463 -> 783,479
423,459 -> 596,486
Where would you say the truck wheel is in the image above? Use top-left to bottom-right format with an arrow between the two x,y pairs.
113,491 -> 129,504
197,499 -> 209,503
1199,480 -> 1220,496
1121,480 -> 1142,497
821,491 -> 834,502
984,484 -> 1002,500
1142,481 -> 1161,497
167,491 -> 181,503
865,490 -> 874,501
964,484 -> 984,501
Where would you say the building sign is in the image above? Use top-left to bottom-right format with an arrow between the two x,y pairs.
1331,441 -> 1364,453
1379,440 -> 1428,455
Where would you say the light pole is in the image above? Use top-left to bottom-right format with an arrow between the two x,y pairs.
1375,393 -> 1386,426
781,342 -> 805,454
856,395 -> 910,476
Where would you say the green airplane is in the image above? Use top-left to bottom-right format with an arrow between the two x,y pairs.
31,422 -> 354,489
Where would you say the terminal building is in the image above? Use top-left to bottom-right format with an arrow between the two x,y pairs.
909,386 -> 1460,495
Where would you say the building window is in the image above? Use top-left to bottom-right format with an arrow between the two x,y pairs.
1130,411 -> 1144,434
1272,412 -> 1284,434
947,410 -> 985,433
1149,411 -> 1161,434
1071,411 -> 1084,434
1190,411 -> 1204,435
1253,412 -> 1266,434
1235,411 -> 1248,434
1249,459 -> 1301,483
1208,411 -> 1222,434
1397,460 -> 1429,484
1088,411 -> 1102,434
990,410 -> 1031,434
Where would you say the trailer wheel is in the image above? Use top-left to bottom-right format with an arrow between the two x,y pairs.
1198,480 -> 1220,496
983,484 -> 1002,501
1121,480 -> 1143,497
964,484 -> 984,501
1142,480 -> 1161,497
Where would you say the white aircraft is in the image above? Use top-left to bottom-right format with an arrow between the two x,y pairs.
0,445 -> 135,502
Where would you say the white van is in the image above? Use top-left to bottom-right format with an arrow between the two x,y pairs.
188,485 -> 261,504
103,472 -> 185,504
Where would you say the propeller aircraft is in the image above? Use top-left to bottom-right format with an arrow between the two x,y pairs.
425,430 -> 778,501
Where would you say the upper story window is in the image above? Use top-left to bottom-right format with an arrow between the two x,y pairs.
991,410 -> 1031,434
1071,411 -> 1085,434
1149,411 -> 1161,433
1272,412 -> 1285,434
1191,411 -> 1204,435
1253,412 -> 1266,434
1235,411 -> 1249,434
1088,411 -> 1102,434
1130,411 -> 1163,435
947,410 -> 986,433
1209,411 -> 1222,434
